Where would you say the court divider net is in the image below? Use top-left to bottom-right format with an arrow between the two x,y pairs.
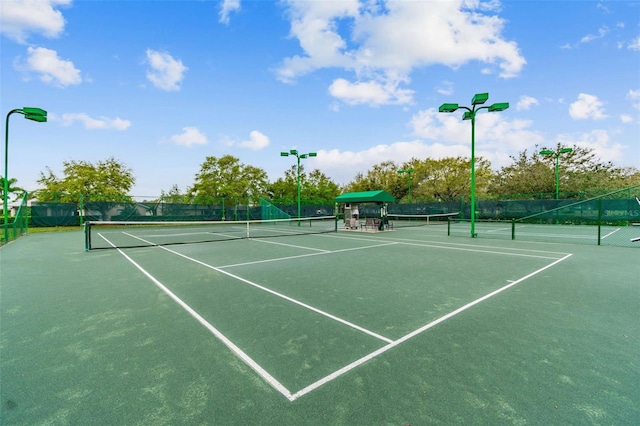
386,212 -> 459,228
85,216 -> 337,250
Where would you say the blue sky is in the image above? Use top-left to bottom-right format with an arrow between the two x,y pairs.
1,0 -> 639,197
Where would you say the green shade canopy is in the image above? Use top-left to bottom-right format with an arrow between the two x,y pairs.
335,190 -> 396,204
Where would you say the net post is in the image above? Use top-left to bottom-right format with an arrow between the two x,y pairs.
447,217 -> 451,236
84,221 -> 90,251
511,218 -> 515,240
597,198 -> 602,246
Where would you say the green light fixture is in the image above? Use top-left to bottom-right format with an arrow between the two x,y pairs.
4,107 -> 47,243
397,167 -> 414,203
540,147 -> 573,199
280,149 -> 317,223
439,93 -> 509,238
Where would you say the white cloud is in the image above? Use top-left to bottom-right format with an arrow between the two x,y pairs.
219,0 -> 241,24
276,0 -> 525,106
145,49 -> 188,91
312,105 -> 549,184
569,93 -> 607,120
222,130 -> 270,150
60,113 -> 131,130
436,81 -> 454,96
238,130 -> 270,150
626,36 -> 640,51
628,89 -> 640,109
0,0 -> 71,43
558,130 -> 625,164
15,46 -> 82,87
579,26 -> 608,44
310,103 -> 546,184
409,107 -> 545,152
563,25 -> 611,49
328,77 -> 414,106
620,114 -> 633,123
170,127 -> 208,147
313,141 -> 467,184
516,95 -> 539,111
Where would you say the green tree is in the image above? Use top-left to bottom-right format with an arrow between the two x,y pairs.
488,149 -> 551,197
161,184 -> 188,203
269,165 -> 340,203
411,157 -> 493,202
306,168 -> 340,201
188,155 -> 268,201
36,157 -> 135,202
490,144 -> 640,198
0,177 -> 25,201
343,161 -> 403,196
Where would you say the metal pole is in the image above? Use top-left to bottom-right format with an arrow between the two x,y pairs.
555,154 -> 560,200
4,110 -> 20,243
297,154 -> 301,225
470,114 -> 477,238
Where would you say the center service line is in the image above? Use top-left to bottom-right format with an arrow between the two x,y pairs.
122,232 -> 394,344
289,253 -> 573,401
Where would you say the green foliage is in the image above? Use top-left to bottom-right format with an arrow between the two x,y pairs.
0,177 -> 25,201
343,157 -> 492,203
490,144 -> 640,198
36,157 -> 135,202
188,155 -> 269,201
411,157 -> 492,202
269,165 -> 340,203
161,184 -> 189,203
343,160 -> 404,196
488,149 -> 551,196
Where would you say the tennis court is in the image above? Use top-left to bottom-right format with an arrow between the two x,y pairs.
1,220 -> 638,424
449,219 -> 640,247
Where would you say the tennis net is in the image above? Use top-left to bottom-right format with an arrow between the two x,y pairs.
85,216 -> 337,250
387,212 -> 459,228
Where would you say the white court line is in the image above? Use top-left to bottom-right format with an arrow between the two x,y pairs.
315,232 -> 571,257
289,252 -> 573,401
121,231 -> 394,344
251,238 -> 330,252
217,242 -> 398,269
97,233 -> 295,401
601,228 -> 621,240
485,226 -> 513,234
317,233 -> 566,260
105,230 -> 572,402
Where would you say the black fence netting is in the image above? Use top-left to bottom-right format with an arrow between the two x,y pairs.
31,202 -> 79,226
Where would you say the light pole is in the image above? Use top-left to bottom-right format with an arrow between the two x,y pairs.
397,167 -> 414,203
439,93 -> 508,238
280,149 -> 317,222
540,147 -> 572,199
4,107 -> 47,243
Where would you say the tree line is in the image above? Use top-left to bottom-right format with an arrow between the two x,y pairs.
6,144 -> 638,204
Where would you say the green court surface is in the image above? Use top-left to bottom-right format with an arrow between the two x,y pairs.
1,226 -> 638,425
